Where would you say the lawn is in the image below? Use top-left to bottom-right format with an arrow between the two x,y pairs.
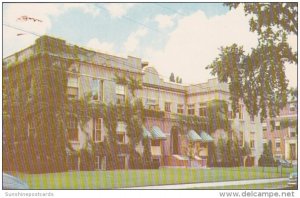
10,167 -> 296,189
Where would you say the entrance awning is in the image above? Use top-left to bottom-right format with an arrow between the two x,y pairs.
199,131 -> 214,142
151,126 -> 167,140
187,130 -> 202,142
143,126 -> 152,139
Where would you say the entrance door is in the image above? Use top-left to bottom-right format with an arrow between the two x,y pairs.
290,144 -> 296,160
171,128 -> 179,154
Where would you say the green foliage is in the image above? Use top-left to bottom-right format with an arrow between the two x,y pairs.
280,118 -> 297,130
207,3 -> 297,121
178,114 -> 205,133
123,100 -> 144,169
207,142 -> 218,167
128,75 -> 143,97
288,87 -> 297,101
169,72 -> 175,82
103,103 -> 120,169
142,138 -> 152,168
114,74 -> 128,85
207,100 -> 230,132
144,109 -> 165,118
258,140 -> 276,167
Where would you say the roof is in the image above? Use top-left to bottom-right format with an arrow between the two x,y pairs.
199,131 -> 214,142
143,126 -> 152,139
187,130 -> 203,142
151,126 -> 167,140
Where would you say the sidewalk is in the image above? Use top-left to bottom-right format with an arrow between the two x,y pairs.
122,178 -> 288,189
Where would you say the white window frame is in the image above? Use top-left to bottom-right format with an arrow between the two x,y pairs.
275,121 -> 280,131
177,104 -> 184,114
94,118 -> 102,142
165,102 -> 171,112
67,116 -> 78,142
116,84 -> 125,104
94,156 -> 100,170
188,104 -> 195,115
275,139 -> 281,151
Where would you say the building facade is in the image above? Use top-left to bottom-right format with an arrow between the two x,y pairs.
263,100 -> 297,163
3,35 -> 264,170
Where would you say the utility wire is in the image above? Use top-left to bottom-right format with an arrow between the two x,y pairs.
95,4 -> 165,35
153,3 -> 186,17
3,23 -> 41,37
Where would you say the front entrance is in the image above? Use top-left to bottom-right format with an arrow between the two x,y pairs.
171,127 -> 179,154
290,144 -> 296,160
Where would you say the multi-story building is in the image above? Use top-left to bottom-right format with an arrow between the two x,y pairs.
3,35 -> 263,170
263,98 -> 297,163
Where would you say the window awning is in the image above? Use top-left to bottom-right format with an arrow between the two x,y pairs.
199,131 -> 214,142
187,130 -> 202,142
151,126 -> 167,140
143,126 -> 152,139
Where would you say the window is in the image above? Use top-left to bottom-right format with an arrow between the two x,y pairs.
188,104 -> 195,115
238,104 -> 243,119
275,140 -> 281,151
275,121 -> 280,131
151,139 -> 160,146
67,116 -> 78,141
67,75 -> 78,99
28,120 -> 36,137
68,75 -> 78,87
165,102 -> 171,112
199,103 -> 207,117
177,104 -> 184,114
94,156 -> 101,170
262,123 -> 267,132
250,132 -> 255,148
289,127 -> 296,138
117,133 -> 125,144
93,118 -> 102,142
91,79 -> 103,101
116,84 -> 125,104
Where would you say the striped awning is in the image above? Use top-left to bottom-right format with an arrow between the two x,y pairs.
199,131 -> 214,142
143,126 -> 152,139
187,130 -> 202,142
151,126 -> 167,140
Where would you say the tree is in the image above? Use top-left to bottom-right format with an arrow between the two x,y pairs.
142,138 -> 152,169
207,142 -> 218,167
179,78 -> 182,84
289,87 -> 297,101
28,58 -> 69,172
206,3 -> 297,121
176,76 -> 179,83
169,72 -> 175,82
217,138 -> 229,167
258,140 -> 275,167
207,100 -> 230,133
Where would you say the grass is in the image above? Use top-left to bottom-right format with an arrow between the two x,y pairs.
193,181 -> 289,189
9,166 -> 296,189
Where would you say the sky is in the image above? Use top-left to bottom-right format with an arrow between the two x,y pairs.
3,3 -> 297,87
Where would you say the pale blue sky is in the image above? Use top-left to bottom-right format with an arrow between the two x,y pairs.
3,3 -> 297,87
